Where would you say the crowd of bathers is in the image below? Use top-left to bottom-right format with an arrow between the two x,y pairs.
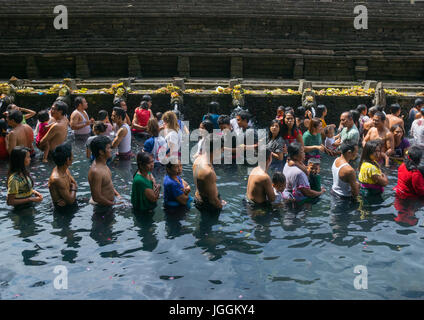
1,94 -> 424,215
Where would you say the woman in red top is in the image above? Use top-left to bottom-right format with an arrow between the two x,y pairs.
394,145 -> 424,199
281,111 -> 304,146
132,101 -> 153,134
0,119 -> 8,160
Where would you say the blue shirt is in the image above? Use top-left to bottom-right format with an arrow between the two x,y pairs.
202,114 -> 220,130
143,137 -> 155,153
163,175 -> 185,207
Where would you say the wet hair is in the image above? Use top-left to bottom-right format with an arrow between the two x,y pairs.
53,100 -> 68,115
390,103 -> 401,115
0,119 -> 7,137
308,117 -> 322,132
142,94 -> 152,102
8,146 -> 32,186
37,110 -> 49,123
98,110 -> 109,121
405,145 -> 422,172
350,110 -> 360,127
208,101 -> 219,114
285,107 -> 294,113
359,140 -> 382,169
268,119 -> 282,141
218,115 -> 231,126
113,98 -> 125,108
74,96 -> 85,108
272,172 -> 286,185
166,157 -> 180,173
201,120 -> 214,134
113,107 -> 126,121
390,124 -> 404,138
316,105 -> 327,118
7,109 -> 23,124
237,110 -> 250,122
295,106 -> 306,120
140,101 -> 149,110
368,106 -> 379,117
414,98 -> 423,107
155,112 -> 163,120
147,118 -> 160,137
356,104 -> 367,114
376,105 -> 385,113
6,104 -> 18,112
277,106 -> 285,112
93,121 -> 107,134
287,142 -> 302,159
340,140 -> 357,155
90,135 -> 111,159
162,111 -> 179,132
281,110 -> 299,137
341,111 -> 353,121
374,111 -> 386,122
136,151 -> 153,174
52,142 -> 72,167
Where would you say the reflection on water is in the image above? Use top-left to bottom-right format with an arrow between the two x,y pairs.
1,133 -> 424,300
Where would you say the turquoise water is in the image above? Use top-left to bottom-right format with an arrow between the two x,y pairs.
1,131 -> 424,300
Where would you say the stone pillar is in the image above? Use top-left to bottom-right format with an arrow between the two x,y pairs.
128,55 -> 141,78
364,80 -> 377,91
178,56 -> 190,78
355,59 -> 368,81
298,79 -> 312,93
173,78 -> 185,91
26,56 -> 39,79
293,58 -> 304,79
231,57 -> 243,78
75,56 -> 90,78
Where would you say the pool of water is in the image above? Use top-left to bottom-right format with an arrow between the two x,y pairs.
1,131 -> 424,300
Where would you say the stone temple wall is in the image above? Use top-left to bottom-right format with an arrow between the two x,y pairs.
1,0 -> 424,80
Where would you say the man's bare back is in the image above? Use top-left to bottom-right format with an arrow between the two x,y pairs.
386,114 -> 404,129
193,155 -> 223,210
246,166 -> 274,204
88,161 -> 116,206
7,124 -> 33,153
48,167 -> 76,206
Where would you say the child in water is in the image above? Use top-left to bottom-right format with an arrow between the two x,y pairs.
35,110 -> 52,162
307,158 -> 322,192
271,172 -> 295,204
97,110 -> 113,136
86,121 -> 108,161
324,125 -> 337,152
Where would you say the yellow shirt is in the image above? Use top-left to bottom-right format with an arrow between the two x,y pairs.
7,173 -> 33,199
321,118 -> 327,128
358,161 -> 381,185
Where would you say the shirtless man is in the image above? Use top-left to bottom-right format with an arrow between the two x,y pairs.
386,103 -> 404,130
39,100 -> 69,160
331,141 -> 360,199
246,148 -> 275,204
70,96 -> 94,137
362,106 -> 378,137
6,109 -> 34,156
48,143 -> 77,208
88,135 -> 121,207
193,135 -> 226,213
363,111 -> 394,158
111,107 -> 132,160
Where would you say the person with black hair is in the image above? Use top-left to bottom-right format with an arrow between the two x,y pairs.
70,96 -> 94,137
97,110 -> 113,136
362,106 -> 378,136
386,103 -> 404,130
390,124 -> 410,163
38,100 -> 69,160
88,135 -> 121,207
163,158 -> 193,210
131,151 -> 160,212
275,106 -> 285,124
218,115 -> 238,163
48,143 -> 77,208
6,109 -> 34,156
0,119 -> 9,160
363,111 -> 394,164
331,141 -> 359,199
113,98 -> 131,125
194,120 -> 214,159
267,119 -> 286,171
86,121 -> 108,161
334,111 -> 360,148
5,104 -> 36,125
246,147 -> 275,204
234,110 -> 258,164
394,145 -> 424,199
316,104 -> 328,129
7,146 -> 43,207
132,100 -> 154,135
35,110 -> 52,162
295,106 -> 309,133
408,98 -> 424,132
358,140 -> 388,196
111,107 -> 132,160
283,142 -> 325,202
202,101 -> 220,130
282,110 -> 304,147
